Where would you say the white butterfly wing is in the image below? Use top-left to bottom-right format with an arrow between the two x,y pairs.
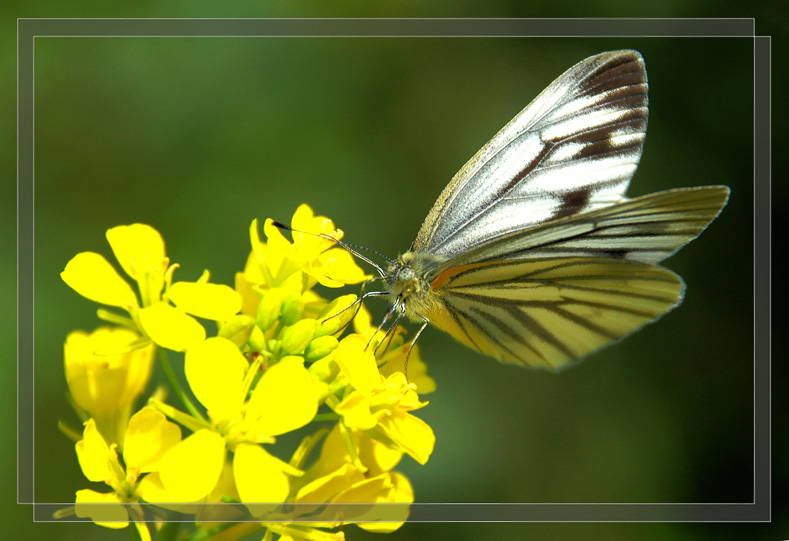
412,50 -> 648,259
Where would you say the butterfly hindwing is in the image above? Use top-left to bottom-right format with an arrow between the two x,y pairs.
426,257 -> 684,369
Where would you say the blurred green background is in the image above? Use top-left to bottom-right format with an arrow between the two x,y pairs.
3,12 -> 782,541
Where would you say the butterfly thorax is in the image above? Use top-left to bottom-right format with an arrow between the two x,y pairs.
386,251 -> 447,321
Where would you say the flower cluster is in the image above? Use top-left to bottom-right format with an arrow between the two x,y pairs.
58,204 -> 436,540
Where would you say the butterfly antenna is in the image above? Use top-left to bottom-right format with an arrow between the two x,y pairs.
270,220 -> 389,278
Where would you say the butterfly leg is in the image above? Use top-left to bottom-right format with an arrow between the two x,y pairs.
403,313 -> 430,382
366,295 -> 401,351
374,300 -> 407,359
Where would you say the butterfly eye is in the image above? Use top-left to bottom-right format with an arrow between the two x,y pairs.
398,268 -> 415,282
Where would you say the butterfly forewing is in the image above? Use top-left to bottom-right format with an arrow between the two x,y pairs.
426,258 -> 684,369
413,50 -> 649,260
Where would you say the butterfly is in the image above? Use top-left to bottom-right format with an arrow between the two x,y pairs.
282,50 -> 730,371
373,49 -> 731,371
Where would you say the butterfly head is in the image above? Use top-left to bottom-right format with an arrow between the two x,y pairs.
386,251 -> 447,304
386,253 -> 421,295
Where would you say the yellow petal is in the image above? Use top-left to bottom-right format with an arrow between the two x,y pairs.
291,204 -> 342,246
64,327 -> 155,446
74,489 -> 129,529
233,443 -> 290,515
333,472 -> 392,504
262,217 -> 292,259
136,472 -> 198,515
309,425 -> 353,479
184,337 -> 247,422
75,419 -> 114,483
245,357 -> 324,436
262,218 -> 302,283
106,224 -> 166,281
235,267 -> 263,317
379,342 -> 436,394
358,432 -> 403,475
195,460 -> 246,524
352,304 -> 375,335
377,409 -> 435,465
335,393 -> 377,431
167,282 -> 242,321
316,248 -> 369,287
332,335 -> 380,396
296,462 -> 359,504
159,429 -> 225,503
356,472 -> 413,532
123,407 -> 182,473
61,252 -> 137,308
370,372 -> 427,412
138,302 -> 205,352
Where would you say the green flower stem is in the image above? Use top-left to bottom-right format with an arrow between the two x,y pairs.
149,398 -> 211,434
157,347 -> 205,422
96,308 -> 137,329
51,505 -> 75,519
338,420 -> 368,474
58,419 -> 82,443
289,427 -> 328,469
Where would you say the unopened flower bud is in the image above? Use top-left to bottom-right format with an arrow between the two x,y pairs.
256,288 -> 282,331
315,294 -> 358,337
248,325 -> 266,352
218,315 -> 255,348
305,335 -> 339,362
307,355 -> 338,383
280,319 -> 316,355
279,292 -> 305,327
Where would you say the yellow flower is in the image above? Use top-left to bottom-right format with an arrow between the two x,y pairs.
61,224 -> 242,352
243,204 -> 369,293
64,327 -> 155,447
353,306 -> 435,394
74,408 -> 181,540
60,209 -> 436,538
153,337 -> 327,514
331,334 -> 435,466
294,425 -> 414,532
